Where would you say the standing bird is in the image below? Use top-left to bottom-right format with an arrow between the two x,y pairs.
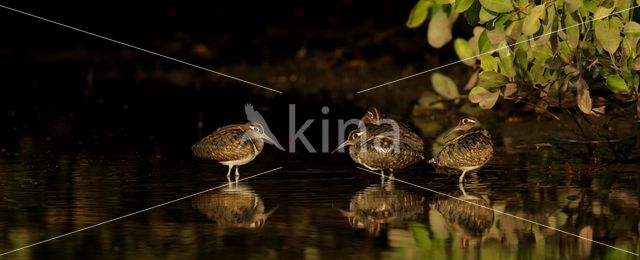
334,108 -> 424,179
360,107 -> 424,150
429,118 -> 493,183
192,122 -> 283,179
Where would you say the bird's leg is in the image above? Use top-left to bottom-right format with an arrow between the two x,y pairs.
226,165 -> 233,177
389,170 -> 395,181
459,182 -> 467,196
459,170 -> 467,183
226,165 -> 233,185
380,170 -> 385,183
235,166 -> 240,178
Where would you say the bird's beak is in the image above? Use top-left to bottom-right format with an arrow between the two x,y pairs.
443,125 -> 462,139
331,140 -> 351,154
261,134 -> 285,151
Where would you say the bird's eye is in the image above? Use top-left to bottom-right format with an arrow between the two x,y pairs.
462,118 -> 468,124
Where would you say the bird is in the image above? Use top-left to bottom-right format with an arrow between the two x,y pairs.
334,108 -> 424,180
429,118 -> 493,183
192,183 -> 277,229
360,107 -> 424,150
192,121 -> 284,179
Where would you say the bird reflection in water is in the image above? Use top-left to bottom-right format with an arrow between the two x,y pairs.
338,181 -> 424,236
432,183 -> 494,247
192,183 -> 277,229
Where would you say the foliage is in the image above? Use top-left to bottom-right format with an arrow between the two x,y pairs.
407,0 -> 640,117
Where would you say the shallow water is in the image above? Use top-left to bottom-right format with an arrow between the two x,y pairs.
1,143 -> 639,259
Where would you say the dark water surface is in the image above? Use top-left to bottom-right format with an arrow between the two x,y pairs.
1,142 -> 639,259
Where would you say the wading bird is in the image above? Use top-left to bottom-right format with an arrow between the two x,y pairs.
429,118 -> 493,183
192,122 -> 283,179
334,109 -> 424,180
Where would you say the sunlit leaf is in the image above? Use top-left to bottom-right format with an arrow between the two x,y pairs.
564,13 -> 580,48
605,74 -> 630,93
624,21 -> 640,36
455,0 -> 475,13
595,19 -> 621,55
469,86 -> 500,109
431,72 -> 460,99
584,0 -> 605,13
454,38 -> 477,66
478,70 -> 508,89
523,5 -> 545,36
479,0 -> 514,13
480,55 -> 500,71
565,0 -> 582,13
428,10 -> 453,48
593,6 -> 614,19
505,20 -> 523,39
406,0 -> 432,28
479,7 -> 497,23
478,29 -> 493,55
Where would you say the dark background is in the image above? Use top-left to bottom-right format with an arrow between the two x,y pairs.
0,0 -> 469,161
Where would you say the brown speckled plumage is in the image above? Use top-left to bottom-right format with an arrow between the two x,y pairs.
433,129 -> 493,169
192,121 -> 279,178
430,118 -> 493,183
191,123 -> 264,163
347,123 -> 424,171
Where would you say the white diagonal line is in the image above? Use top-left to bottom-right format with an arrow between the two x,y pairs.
0,166 -> 283,257
357,167 -> 639,256
0,4 -> 282,94
357,5 -> 640,94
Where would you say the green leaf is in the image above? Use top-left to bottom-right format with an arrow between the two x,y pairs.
431,73 -> 460,99
584,0 -> 605,13
606,74 -> 630,93
406,0 -> 432,28
505,20 -> 523,39
479,7 -> 497,23
480,55 -> 500,71
530,44 -> 553,64
428,10 -> 453,48
469,86 -> 500,109
624,22 -> 640,36
595,19 -> 621,55
454,38 -> 476,65
435,0 -> 454,4
478,70 -> 508,89
464,0 -> 481,24
478,29 -> 493,55
564,13 -> 580,48
522,5 -> 545,36
455,0 -> 475,13
593,6 -> 614,19
479,0 -> 514,13
565,0 -> 582,13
